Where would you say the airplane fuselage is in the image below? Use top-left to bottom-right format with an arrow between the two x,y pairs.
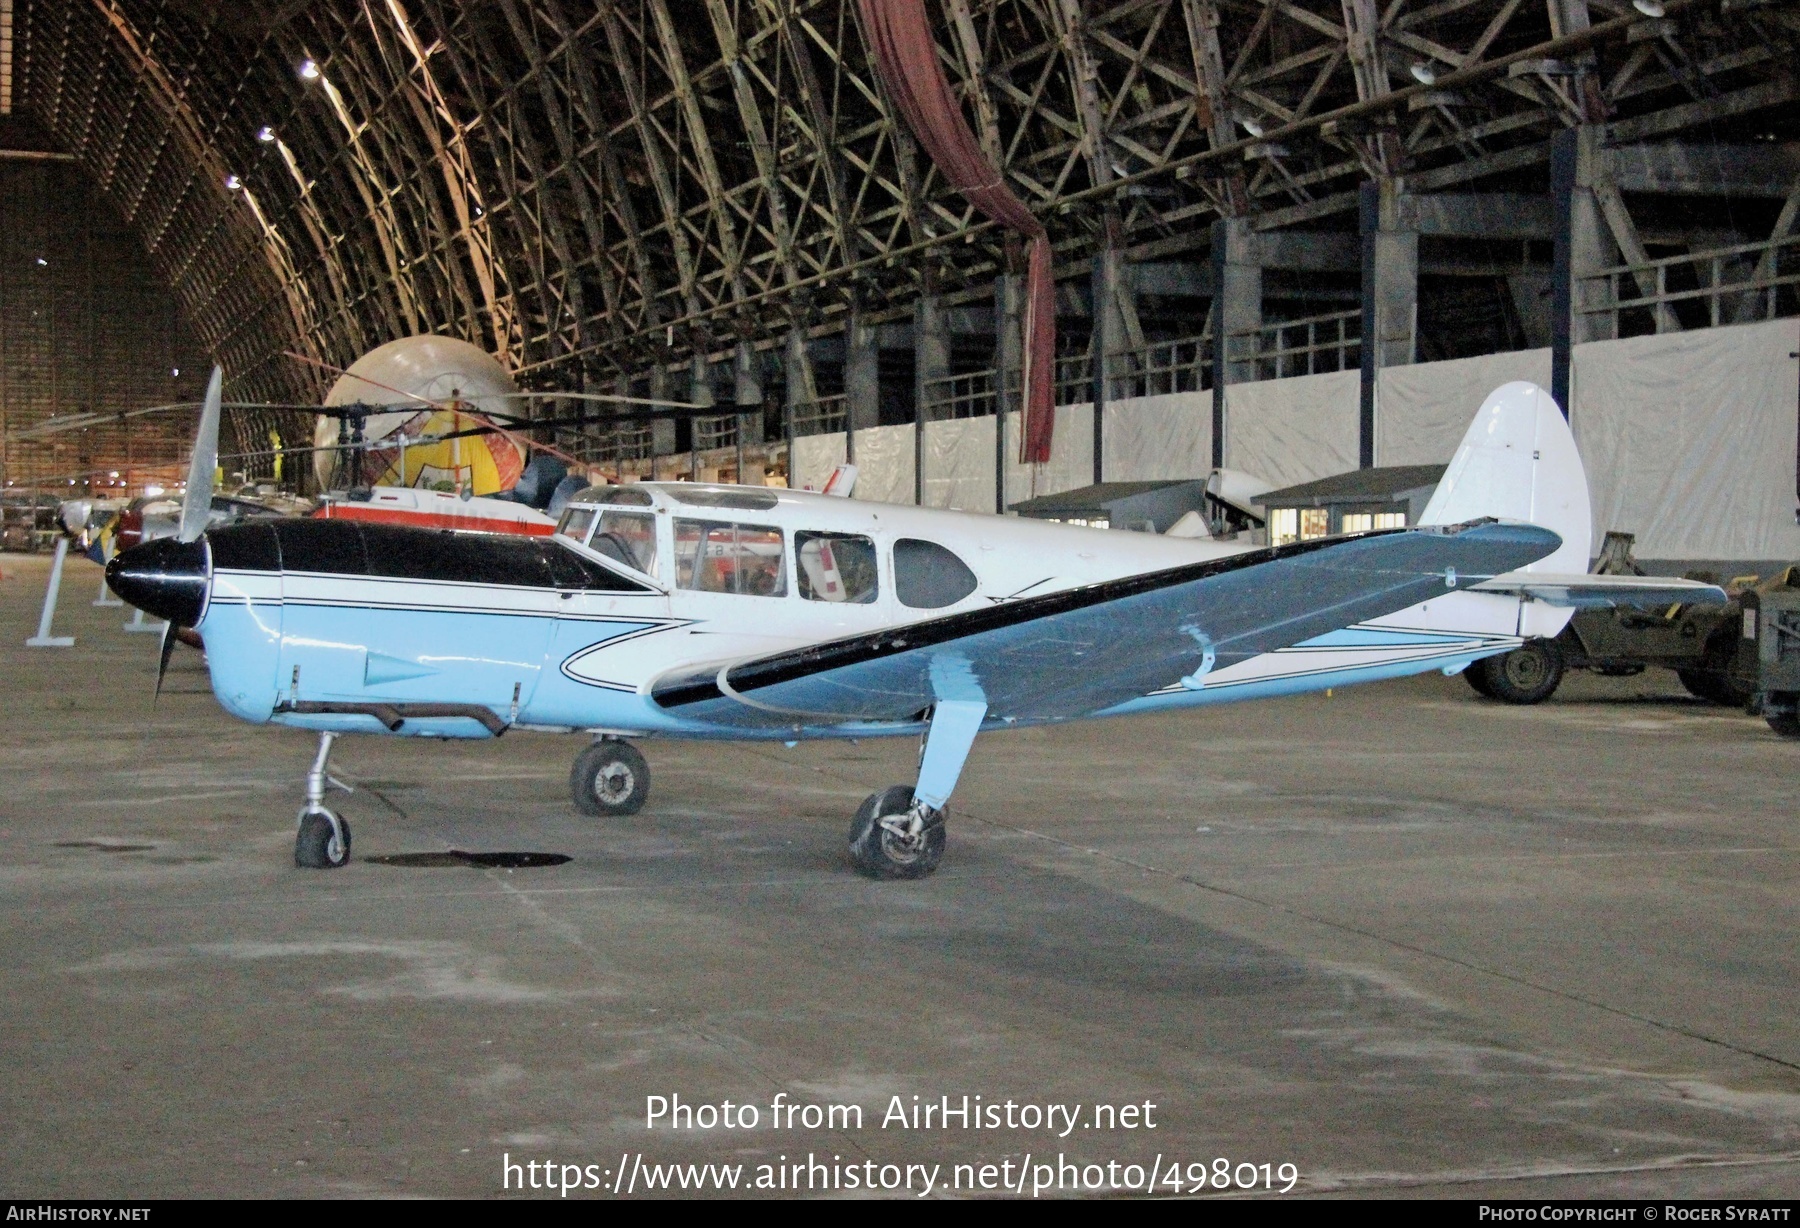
144,482 -> 1531,744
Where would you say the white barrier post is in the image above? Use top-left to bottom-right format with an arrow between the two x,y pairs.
123,606 -> 164,633
93,561 -> 122,606
26,537 -> 76,648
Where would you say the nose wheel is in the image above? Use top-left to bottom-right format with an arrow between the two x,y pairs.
295,731 -> 354,869
572,738 -> 651,816
296,809 -> 351,868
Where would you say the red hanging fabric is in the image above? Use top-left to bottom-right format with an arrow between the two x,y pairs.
857,0 -> 1055,464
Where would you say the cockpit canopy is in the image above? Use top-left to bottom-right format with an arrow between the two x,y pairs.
553,484 -> 980,608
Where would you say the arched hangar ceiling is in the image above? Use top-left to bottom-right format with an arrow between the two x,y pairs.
9,0 -> 1797,406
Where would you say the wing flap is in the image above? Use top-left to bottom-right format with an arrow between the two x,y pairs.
1471,571 -> 1727,609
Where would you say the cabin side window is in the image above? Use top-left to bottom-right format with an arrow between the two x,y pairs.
556,506 -> 596,545
892,538 -> 978,609
590,511 -> 658,577
674,519 -> 787,597
795,532 -> 878,604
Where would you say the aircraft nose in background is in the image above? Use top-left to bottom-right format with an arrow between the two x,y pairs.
106,537 -> 210,626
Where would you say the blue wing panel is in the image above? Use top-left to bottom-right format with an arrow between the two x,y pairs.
651,520 -> 1558,729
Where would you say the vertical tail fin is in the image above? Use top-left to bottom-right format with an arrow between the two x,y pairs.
1418,381 -> 1591,575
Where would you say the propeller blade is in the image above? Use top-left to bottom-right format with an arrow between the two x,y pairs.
154,620 -> 177,701
178,367 -> 223,543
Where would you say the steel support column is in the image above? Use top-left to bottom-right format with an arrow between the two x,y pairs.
1211,216 -> 1261,470
914,295 -> 948,507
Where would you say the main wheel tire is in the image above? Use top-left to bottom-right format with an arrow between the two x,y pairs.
295,811 -> 351,868
847,785 -> 945,881
571,740 -> 650,816
1768,712 -> 1800,738
1677,667 -> 1728,705
1479,640 -> 1565,705
1464,662 -> 1496,698
1676,667 -> 1753,708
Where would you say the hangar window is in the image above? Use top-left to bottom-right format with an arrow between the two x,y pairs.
1271,508 -> 1330,546
893,538 -> 978,609
674,519 -> 786,596
1340,511 -> 1407,535
796,532 -> 878,603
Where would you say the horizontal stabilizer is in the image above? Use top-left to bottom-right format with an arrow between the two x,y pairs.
1471,572 -> 1726,609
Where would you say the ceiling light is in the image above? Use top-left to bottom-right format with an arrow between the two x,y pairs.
224,174 -> 242,190
299,59 -> 320,80
1410,62 -> 1438,85
256,125 -> 276,143
1633,0 -> 1665,15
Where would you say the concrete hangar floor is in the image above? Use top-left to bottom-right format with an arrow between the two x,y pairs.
3,550 -> 1797,1201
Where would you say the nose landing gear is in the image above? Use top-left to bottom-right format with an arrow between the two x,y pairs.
295,731 -> 353,868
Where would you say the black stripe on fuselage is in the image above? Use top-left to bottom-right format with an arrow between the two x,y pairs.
205,517 -> 654,593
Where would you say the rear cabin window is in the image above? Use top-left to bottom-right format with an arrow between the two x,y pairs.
893,538 -> 978,608
674,519 -> 787,597
796,532 -> 878,604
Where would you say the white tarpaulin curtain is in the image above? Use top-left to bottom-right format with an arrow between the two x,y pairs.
791,432 -> 846,492
1101,392 -> 1212,481
1377,349 -> 1551,466
1222,369 -> 1359,489
849,423 -> 915,505
1571,318 -> 1800,562
923,415 -> 996,511
797,320 -> 1798,564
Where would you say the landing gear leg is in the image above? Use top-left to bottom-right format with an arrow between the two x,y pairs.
294,731 -> 353,868
848,699 -> 985,880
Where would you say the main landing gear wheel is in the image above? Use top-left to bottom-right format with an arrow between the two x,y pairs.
572,740 -> 650,816
1767,694 -> 1800,739
848,785 -> 946,881
295,811 -> 351,868
1463,662 -> 1496,698
1476,639 -> 1565,705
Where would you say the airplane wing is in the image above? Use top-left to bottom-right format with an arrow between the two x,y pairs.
1470,571 -> 1727,608
650,520 -> 1559,730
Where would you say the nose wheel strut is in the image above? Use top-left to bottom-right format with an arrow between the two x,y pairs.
295,731 -> 354,868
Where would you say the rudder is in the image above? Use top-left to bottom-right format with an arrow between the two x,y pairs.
1417,381 -> 1591,575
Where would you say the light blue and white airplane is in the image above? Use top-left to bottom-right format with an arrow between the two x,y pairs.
107,372 -> 1721,877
